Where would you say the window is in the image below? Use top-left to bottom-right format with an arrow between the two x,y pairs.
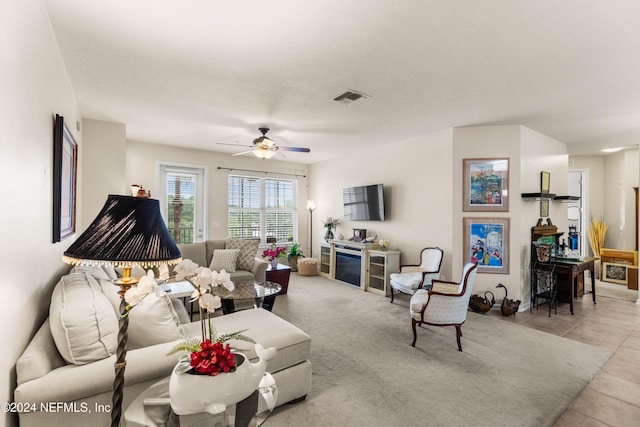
228,173 -> 297,243
158,164 -> 207,243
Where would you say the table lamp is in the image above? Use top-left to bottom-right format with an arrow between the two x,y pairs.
63,194 -> 182,427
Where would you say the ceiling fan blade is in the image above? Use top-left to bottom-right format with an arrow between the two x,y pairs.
232,150 -> 254,156
278,146 -> 311,153
217,143 -> 254,148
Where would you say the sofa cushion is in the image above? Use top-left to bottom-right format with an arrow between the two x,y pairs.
177,242 -> 208,267
211,309 -> 311,374
16,319 -> 66,385
99,279 -> 185,350
210,249 -> 240,272
226,238 -> 260,271
49,272 -> 118,365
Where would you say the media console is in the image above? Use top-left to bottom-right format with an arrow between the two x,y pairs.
319,240 -> 400,296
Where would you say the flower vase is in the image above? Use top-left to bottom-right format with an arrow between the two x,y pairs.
169,344 -> 276,416
270,259 -> 279,269
324,228 -> 334,241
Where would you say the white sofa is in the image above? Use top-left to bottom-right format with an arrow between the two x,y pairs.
14,268 -> 311,427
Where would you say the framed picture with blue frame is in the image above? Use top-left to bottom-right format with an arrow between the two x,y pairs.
463,217 -> 510,274
463,158 -> 509,212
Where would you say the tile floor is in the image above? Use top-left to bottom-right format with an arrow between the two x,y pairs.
488,281 -> 640,426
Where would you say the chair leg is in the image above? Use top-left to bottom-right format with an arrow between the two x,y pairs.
411,318 -> 418,347
455,325 -> 463,351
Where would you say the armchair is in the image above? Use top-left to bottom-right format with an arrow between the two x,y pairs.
409,263 -> 478,351
389,247 -> 443,303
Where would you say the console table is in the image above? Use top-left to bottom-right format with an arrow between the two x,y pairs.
320,240 -> 400,296
533,257 -> 597,315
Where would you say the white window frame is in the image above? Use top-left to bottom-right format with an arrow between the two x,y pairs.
227,172 -> 298,245
157,162 -> 208,243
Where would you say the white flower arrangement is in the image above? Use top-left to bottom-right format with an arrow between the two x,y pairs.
379,239 -> 390,250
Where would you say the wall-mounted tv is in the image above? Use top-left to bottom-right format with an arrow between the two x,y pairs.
343,183 -> 385,221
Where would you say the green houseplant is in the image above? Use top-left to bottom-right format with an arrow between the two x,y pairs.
287,243 -> 305,272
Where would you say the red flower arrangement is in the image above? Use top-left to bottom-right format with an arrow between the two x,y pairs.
190,339 -> 237,376
262,245 -> 287,261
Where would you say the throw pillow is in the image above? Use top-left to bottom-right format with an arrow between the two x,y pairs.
225,238 -> 260,271
49,272 -> 118,365
99,278 -> 185,350
210,249 -> 240,272
431,282 -> 461,294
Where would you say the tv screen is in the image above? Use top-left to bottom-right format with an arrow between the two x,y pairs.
343,184 -> 385,221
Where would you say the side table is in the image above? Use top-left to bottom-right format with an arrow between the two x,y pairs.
266,263 -> 291,294
264,263 -> 291,312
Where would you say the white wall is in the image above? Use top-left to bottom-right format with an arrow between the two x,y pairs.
126,140 -> 310,243
0,1 -> 78,425
309,129 -> 456,279
603,149 -> 639,250
81,119 -> 127,222
571,149 -> 639,252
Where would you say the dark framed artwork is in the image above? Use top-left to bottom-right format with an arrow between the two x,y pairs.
540,199 -> 549,217
463,217 -> 510,274
541,171 -> 551,193
463,158 -> 509,212
53,114 -> 78,242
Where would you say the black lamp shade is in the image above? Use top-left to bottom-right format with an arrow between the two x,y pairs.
63,195 -> 182,268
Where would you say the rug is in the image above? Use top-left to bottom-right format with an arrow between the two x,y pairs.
268,274 -> 612,427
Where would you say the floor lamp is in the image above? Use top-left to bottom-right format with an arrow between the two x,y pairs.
63,195 -> 182,427
306,200 -> 316,257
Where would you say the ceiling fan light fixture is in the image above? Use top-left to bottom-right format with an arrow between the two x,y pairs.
253,147 -> 276,159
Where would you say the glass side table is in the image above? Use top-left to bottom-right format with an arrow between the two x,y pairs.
124,372 -> 277,427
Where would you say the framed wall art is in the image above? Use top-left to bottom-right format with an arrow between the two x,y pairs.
540,199 -> 549,217
463,217 -> 510,274
463,158 -> 509,212
53,114 -> 78,242
601,262 -> 628,285
541,171 -> 551,193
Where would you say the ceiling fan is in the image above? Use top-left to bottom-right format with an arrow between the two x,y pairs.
218,128 -> 311,159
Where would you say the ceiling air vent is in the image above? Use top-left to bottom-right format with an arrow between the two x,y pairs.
332,90 -> 370,105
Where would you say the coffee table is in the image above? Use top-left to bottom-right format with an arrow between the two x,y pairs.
162,280 -> 282,317
215,280 -> 282,314
124,372 -> 277,427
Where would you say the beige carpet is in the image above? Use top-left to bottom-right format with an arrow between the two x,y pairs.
267,274 -> 612,427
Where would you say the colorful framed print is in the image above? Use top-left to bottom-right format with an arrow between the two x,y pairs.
463,217 -> 510,274
463,158 -> 509,212
53,114 -> 78,242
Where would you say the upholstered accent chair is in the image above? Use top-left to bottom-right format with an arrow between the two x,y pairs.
389,247 -> 443,303
409,263 -> 478,351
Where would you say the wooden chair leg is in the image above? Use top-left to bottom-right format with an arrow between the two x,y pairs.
455,325 -> 463,351
411,318 -> 418,347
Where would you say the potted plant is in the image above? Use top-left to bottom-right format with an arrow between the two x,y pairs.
287,243 -> 305,272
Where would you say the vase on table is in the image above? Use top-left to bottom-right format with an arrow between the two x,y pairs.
270,259 -> 279,269
169,344 -> 276,416
324,228 -> 334,241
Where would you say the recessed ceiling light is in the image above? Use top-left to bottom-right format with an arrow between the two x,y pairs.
601,147 -> 624,153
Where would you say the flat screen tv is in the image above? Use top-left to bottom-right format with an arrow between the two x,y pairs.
343,184 -> 385,221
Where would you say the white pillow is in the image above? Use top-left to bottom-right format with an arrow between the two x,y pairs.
99,279 -> 185,350
210,249 -> 240,273
49,273 -> 118,365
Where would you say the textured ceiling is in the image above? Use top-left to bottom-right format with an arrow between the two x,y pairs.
45,0 -> 640,163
